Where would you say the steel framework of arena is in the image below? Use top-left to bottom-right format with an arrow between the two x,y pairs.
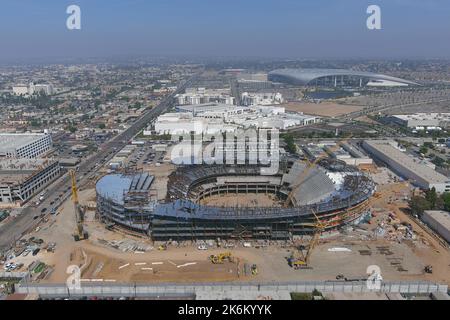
96,157 -> 375,241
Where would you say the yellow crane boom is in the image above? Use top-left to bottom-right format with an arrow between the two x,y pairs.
69,169 -> 88,241
284,139 -> 350,207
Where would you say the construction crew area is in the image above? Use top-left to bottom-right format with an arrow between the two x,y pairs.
3,158 -> 450,287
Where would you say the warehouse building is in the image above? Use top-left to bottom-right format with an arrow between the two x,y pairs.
362,140 -> 450,193
0,133 -> 52,158
422,210 -> 450,244
0,159 -> 60,205
387,113 -> 450,130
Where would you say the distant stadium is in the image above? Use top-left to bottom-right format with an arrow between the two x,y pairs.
268,68 -> 419,88
96,158 -> 375,241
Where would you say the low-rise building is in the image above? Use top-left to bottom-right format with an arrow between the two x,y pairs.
153,103 -> 319,135
241,92 -> 284,106
387,113 -> 450,130
362,140 -> 450,193
0,133 -> 52,158
0,159 -> 60,205
422,210 -> 450,244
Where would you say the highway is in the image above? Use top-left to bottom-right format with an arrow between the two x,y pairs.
0,74 -> 198,253
337,97 -> 450,121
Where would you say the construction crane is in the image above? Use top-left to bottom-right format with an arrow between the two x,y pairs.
285,138 -> 372,269
288,209 -> 329,269
70,169 -> 88,242
284,140 -> 351,207
284,157 -> 324,207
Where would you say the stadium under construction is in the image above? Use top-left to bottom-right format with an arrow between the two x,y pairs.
96,157 -> 375,241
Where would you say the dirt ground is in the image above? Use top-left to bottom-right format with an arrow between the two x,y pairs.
282,102 -> 365,117
200,193 -> 281,207
76,247 -> 241,283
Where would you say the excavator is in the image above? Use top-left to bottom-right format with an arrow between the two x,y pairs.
70,169 -> 89,241
209,252 -> 233,264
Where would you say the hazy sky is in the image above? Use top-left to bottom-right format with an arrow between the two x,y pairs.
0,0 -> 449,61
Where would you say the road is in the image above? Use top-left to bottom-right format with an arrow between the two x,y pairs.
0,74 -> 198,253
337,98 -> 450,120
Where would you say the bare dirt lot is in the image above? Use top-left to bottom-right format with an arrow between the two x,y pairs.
282,102 -> 365,117
200,193 -> 281,207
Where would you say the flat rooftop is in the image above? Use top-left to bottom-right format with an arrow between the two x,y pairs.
0,133 -> 48,152
365,140 -> 449,184
393,113 -> 450,121
424,210 -> 450,231
0,159 -> 55,184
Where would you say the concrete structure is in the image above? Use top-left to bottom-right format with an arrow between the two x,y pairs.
388,113 -> 450,130
175,103 -> 247,118
362,140 -> 450,193
96,172 -> 156,231
0,133 -> 52,158
152,103 -> 319,135
268,68 -> 419,87
0,159 -> 60,205
13,280 -> 449,299
176,88 -> 234,106
30,83 -> 54,95
96,159 -> 375,239
12,83 -> 53,96
241,92 -> 284,106
422,210 -> 450,244
12,85 -> 29,96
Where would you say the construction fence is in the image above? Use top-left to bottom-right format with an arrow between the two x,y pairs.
14,280 -> 448,298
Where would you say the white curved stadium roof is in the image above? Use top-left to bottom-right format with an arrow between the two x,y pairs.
268,68 -> 419,86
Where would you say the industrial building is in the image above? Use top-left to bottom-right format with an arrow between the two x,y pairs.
268,68 -> 419,87
422,210 -> 450,244
386,113 -> 450,130
241,92 -> 284,106
0,133 -> 52,158
96,159 -> 375,240
362,140 -> 450,193
0,159 -> 60,205
12,83 -> 54,96
152,103 -> 319,135
176,88 -> 234,105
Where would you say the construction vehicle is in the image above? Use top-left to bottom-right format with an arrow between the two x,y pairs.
285,138 -> 376,269
251,264 -> 258,275
288,209 -> 329,269
70,170 -> 88,241
209,252 -> 232,264
158,244 -> 167,251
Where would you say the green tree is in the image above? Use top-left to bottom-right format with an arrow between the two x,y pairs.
409,196 -> 432,216
419,146 -> 428,154
425,187 -> 438,209
442,193 -> 450,212
282,134 -> 297,154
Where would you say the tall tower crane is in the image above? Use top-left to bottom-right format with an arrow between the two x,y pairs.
70,169 -> 88,241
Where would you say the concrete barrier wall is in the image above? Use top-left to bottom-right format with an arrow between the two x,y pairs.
14,280 -> 448,297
